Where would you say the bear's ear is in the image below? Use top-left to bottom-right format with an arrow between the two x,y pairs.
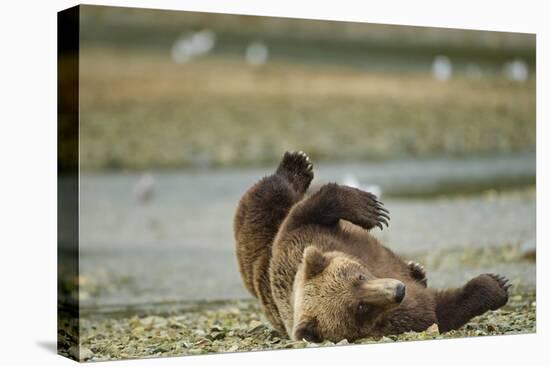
293,317 -> 322,343
303,246 -> 329,280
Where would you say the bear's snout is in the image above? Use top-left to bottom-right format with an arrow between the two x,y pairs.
360,278 -> 406,307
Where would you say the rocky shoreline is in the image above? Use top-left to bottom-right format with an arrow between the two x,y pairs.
60,289 -> 535,362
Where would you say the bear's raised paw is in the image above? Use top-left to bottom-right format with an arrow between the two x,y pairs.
276,151 -> 314,194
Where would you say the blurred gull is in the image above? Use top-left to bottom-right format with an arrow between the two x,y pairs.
133,172 -> 156,204
191,29 -> 216,54
171,29 -> 216,64
503,59 -> 528,82
342,173 -> 382,199
431,55 -> 453,81
245,41 -> 269,66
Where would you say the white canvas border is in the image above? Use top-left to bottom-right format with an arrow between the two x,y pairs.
0,1 -> 546,366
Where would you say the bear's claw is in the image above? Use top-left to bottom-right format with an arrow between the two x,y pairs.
487,273 -> 512,292
276,151 -> 314,194
407,261 -> 428,287
351,188 -> 390,230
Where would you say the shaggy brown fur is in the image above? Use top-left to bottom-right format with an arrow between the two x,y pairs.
234,151 -> 510,342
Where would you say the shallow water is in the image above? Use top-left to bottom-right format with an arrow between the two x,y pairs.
72,153 -> 535,308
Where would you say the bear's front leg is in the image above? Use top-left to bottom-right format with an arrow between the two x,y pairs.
284,183 -> 389,232
435,273 -> 510,332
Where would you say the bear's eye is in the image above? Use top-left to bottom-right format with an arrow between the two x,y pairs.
357,274 -> 366,282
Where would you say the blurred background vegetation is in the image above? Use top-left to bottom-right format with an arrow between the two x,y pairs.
78,5 -> 535,170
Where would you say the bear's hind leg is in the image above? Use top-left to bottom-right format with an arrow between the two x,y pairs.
234,151 -> 314,296
435,273 -> 510,332
234,151 -> 314,336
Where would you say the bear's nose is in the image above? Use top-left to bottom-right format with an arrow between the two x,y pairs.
394,283 -> 406,303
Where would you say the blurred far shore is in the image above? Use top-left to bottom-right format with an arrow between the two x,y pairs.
72,5 -> 536,171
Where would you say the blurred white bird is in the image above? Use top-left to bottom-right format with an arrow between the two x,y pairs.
503,59 -> 528,82
171,29 -> 216,64
245,41 -> 269,66
133,173 -> 155,203
431,55 -> 452,81
341,173 -> 382,199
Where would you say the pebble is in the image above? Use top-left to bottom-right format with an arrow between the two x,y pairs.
193,338 -> 211,347
248,320 -> 265,333
208,331 -> 226,340
141,316 -> 168,327
226,345 -> 239,352
69,346 -> 94,361
425,323 -> 440,335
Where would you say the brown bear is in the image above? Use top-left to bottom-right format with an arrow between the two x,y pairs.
234,151 -> 510,342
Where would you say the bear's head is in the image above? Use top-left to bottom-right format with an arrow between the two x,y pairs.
292,246 -> 406,342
